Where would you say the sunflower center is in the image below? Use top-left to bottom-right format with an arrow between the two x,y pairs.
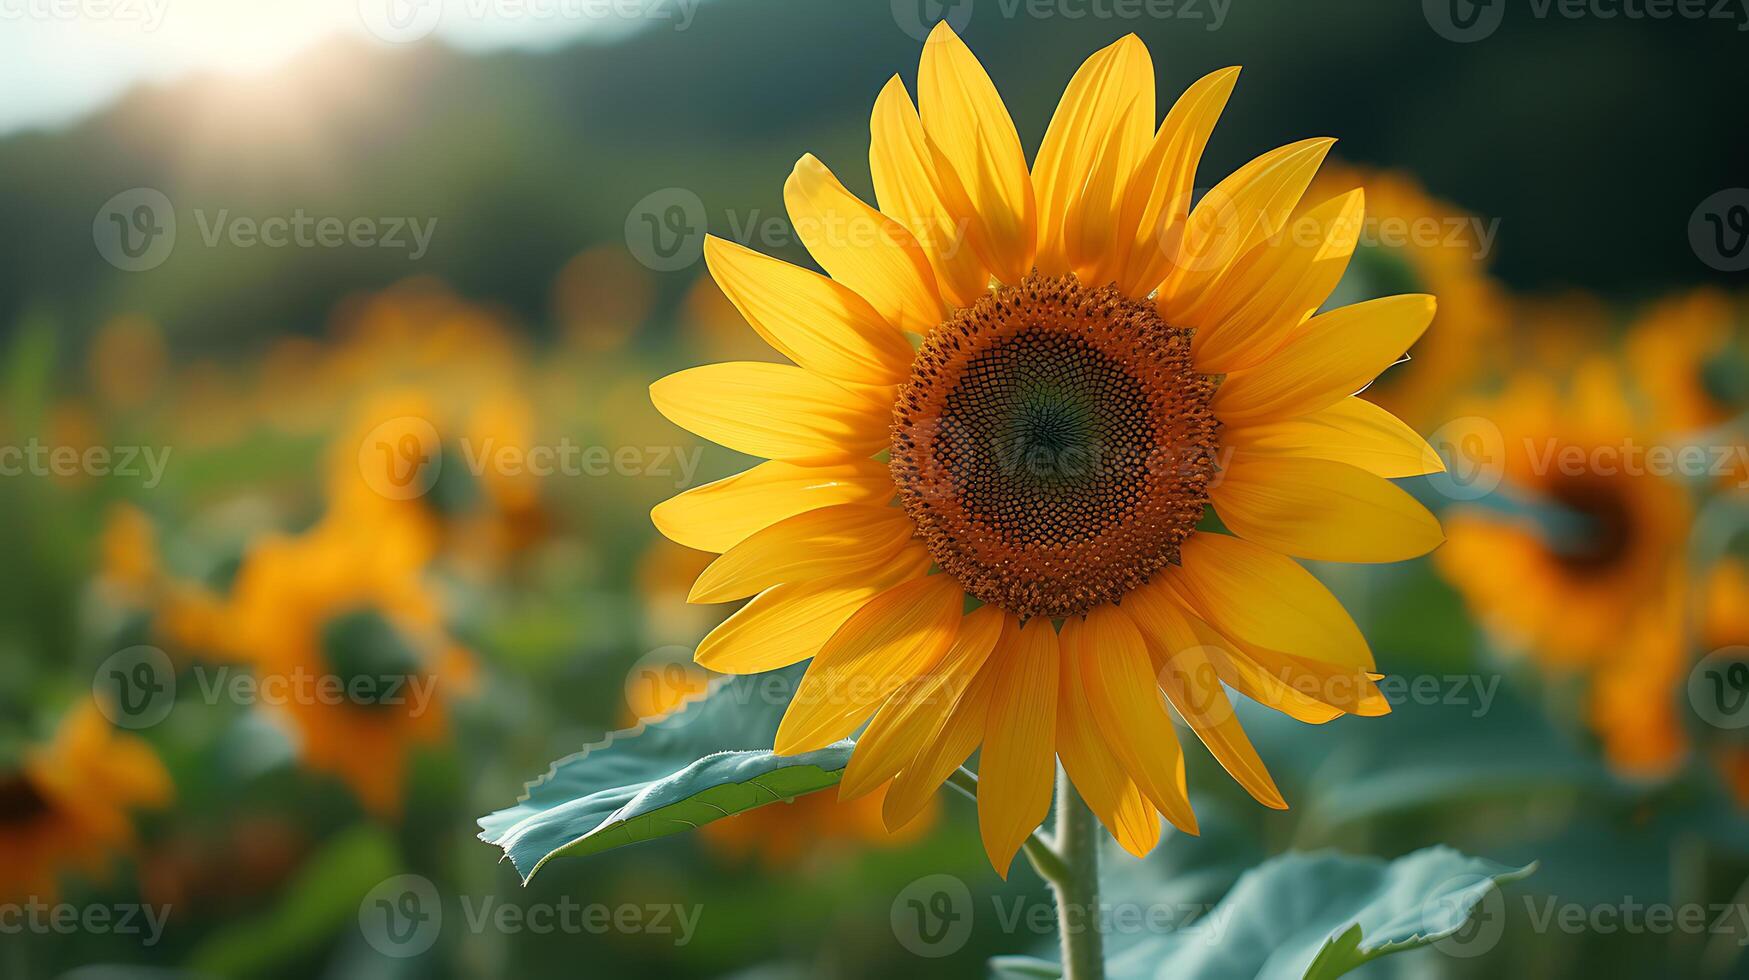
319,608 -> 423,709
891,273 -> 1220,620
0,769 -> 50,825
1546,477 -> 1636,574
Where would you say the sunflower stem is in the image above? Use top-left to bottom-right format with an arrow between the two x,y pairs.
1050,766 -> 1105,980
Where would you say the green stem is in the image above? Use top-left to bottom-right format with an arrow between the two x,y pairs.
945,765 -> 1104,978
1049,767 -> 1105,980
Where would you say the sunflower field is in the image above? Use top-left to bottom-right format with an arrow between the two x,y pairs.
1,2 -> 1746,978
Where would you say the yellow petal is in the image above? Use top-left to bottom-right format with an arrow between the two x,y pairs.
883,653 -> 999,832
652,458 -> 895,554
1076,605 -> 1198,835
918,22 -> 1036,284
688,504 -> 915,603
703,236 -> 916,385
694,544 -> 931,674
979,616 -> 1060,876
1172,602 -> 1389,719
650,362 -> 891,463
1223,397 -> 1445,479
1212,294 -> 1436,425
1115,67 -> 1239,297
1056,616 -> 1161,858
1210,453 -> 1445,563
839,605 -> 1005,801
870,76 -> 992,309
1122,584 -> 1286,809
1033,35 -> 1153,280
785,154 -> 945,334
773,574 -> 965,755
1187,189 -> 1366,374
1156,137 -> 1334,306
1169,532 -> 1373,670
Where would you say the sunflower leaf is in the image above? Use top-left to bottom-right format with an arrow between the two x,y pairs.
1101,845 -> 1535,979
478,665 -> 852,881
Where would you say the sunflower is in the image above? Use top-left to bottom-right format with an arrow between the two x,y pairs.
699,781 -> 937,869
650,26 -> 1442,874
1438,360 -> 1692,669
1624,289 -> 1746,437
0,703 -> 172,902
223,513 -> 475,816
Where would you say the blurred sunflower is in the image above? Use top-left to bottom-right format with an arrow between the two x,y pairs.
1702,559 -> 1749,805
1439,360 -> 1692,669
222,513 -> 475,816
0,703 -> 171,902
1311,164 -> 1510,428
1437,360 -> 1694,777
1623,289 -> 1746,441
699,782 -> 937,869
329,388 -> 548,573
652,27 -> 1438,873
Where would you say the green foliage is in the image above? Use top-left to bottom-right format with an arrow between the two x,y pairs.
479,665 -> 851,880
1100,846 -> 1534,980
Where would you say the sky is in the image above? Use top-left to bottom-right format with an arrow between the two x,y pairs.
0,0 -> 701,134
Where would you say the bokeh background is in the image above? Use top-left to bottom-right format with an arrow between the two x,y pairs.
2,0 -> 1748,977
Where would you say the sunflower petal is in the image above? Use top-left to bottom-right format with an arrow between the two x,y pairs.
1212,294 -> 1436,425
773,574 -> 965,755
979,616 -> 1060,876
870,76 -> 991,308
784,154 -> 945,335
688,504 -> 915,603
703,236 -> 916,385
1223,397 -> 1445,479
1077,605 -> 1198,835
1033,34 -> 1153,280
918,22 -> 1035,284
1210,453 -> 1445,563
1156,136 -> 1334,306
1123,584 -> 1286,809
1187,188 -> 1366,374
650,362 -> 892,462
1056,616 -> 1161,858
840,605 -> 1005,801
883,650 -> 1001,831
1115,67 -> 1240,297
1170,601 -> 1389,719
694,544 -> 931,674
1168,532 -> 1373,669
652,458 -> 895,554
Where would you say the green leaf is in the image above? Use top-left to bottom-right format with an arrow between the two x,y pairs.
1103,846 -> 1535,980
478,665 -> 851,881
988,955 -> 1062,978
